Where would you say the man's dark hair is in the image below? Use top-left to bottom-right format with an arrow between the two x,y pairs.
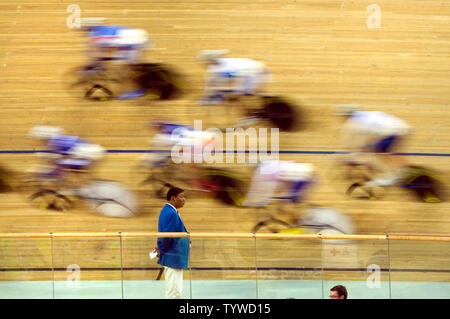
166,187 -> 184,201
331,285 -> 348,299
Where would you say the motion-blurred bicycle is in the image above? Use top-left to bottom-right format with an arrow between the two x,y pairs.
64,61 -> 183,101
139,158 -> 248,207
252,205 -> 355,236
0,163 -> 139,218
327,156 -> 446,203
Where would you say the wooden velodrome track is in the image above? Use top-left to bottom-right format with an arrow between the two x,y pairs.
0,1 -> 449,283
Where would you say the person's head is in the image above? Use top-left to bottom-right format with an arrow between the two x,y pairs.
167,187 -> 185,209
113,28 -> 149,47
278,162 -> 315,181
29,126 -> 64,140
79,17 -> 107,31
196,50 -> 229,65
334,104 -> 362,119
330,285 -> 348,299
70,143 -> 105,161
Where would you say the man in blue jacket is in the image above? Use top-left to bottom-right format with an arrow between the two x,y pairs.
157,187 -> 189,299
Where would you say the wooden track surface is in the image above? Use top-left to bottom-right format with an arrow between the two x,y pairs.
0,1 -> 449,282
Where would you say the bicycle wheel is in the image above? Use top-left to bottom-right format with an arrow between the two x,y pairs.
29,189 -> 74,211
252,217 -> 293,233
63,65 -> 121,101
0,166 -> 17,192
133,63 -> 182,100
203,168 -> 247,206
261,96 -> 299,131
76,180 -> 139,218
400,166 -> 445,203
139,168 -> 171,199
139,162 -> 189,199
325,158 -> 385,200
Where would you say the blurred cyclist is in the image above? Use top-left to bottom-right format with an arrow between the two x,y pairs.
139,121 -> 218,168
243,160 -> 316,208
79,18 -> 150,67
196,50 -> 270,105
335,104 -> 412,188
29,125 -> 105,186
77,18 -> 151,99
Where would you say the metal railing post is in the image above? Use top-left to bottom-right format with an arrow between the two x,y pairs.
188,233 -> 193,299
387,235 -> 392,299
50,232 -> 55,300
253,233 -> 258,299
319,234 -> 324,299
119,232 -> 124,299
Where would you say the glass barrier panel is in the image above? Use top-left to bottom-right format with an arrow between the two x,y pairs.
255,237 -> 323,299
189,237 -> 257,299
51,236 -> 122,299
322,238 -> 390,299
0,237 -> 53,299
389,240 -> 450,299
121,236 -> 166,299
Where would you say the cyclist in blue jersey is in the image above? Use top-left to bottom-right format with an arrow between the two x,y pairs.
139,121 -> 217,168
77,19 -> 151,99
80,19 -> 151,66
29,126 -> 105,182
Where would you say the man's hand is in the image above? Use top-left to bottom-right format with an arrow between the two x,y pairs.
149,247 -> 160,259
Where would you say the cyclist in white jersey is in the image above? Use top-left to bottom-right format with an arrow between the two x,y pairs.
336,105 -> 412,187
197,50 -> 270,105
243,160 -> 316,207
